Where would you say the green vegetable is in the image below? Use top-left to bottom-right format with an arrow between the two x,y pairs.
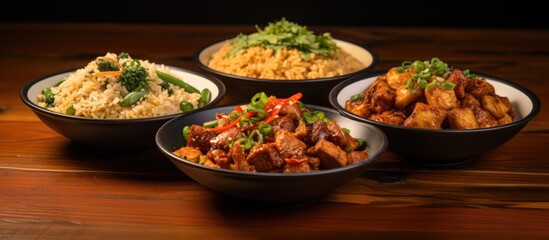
350,93 -> 364,102
463,69 -> 476,78
180,101 -> 194,112
117,52 -> 130,60
250,92 -> 268,109
121,89 -> 149,106
182,126 -> 191,142
119,60 -> 149,92
42,88 -> 55,106
97,60 -> 119,72
203,120 -> 218,128
156,70 -> 199,94
160,80 -> 173,96
302,111 -> 329,125
54,80 -> 65,87
198,88 -> 211,108
234,138 -> 253,151
228,18 -> 337,60
66,105 -> 75,115
258,123 -> 273,137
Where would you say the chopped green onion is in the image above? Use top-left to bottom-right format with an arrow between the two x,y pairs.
258,123 -> 273,137
203,120 -> 218,128
350,93 -> 364,102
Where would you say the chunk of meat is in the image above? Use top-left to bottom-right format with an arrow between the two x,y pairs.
347,151 -> 369,165
280,104 -> 302,121
210,127 -> 242,150
345,95 -> 371,118
403,102 -> 448,129
230,142 -> 255,172
370,78 -> 395,114
447,107 -> 479,129
369,110 -> 406,126
313,138 -> 348,169
206,149 -> 231,169
173,146 -> 202,163
425,84 -> 459,110
481,95 -> 513,119
394,84 -> 424,109
466,78 -> 495,99
275,130 -> 306,159
283,160 -> 313,173
246,143 -> 284,172
498,114 -> 513,125
271,116 -> 296,134
327,120 -> 349,149
187,125 -> 217,153
461,94 -> 499,128
306,120 -> 330,144
385,67 -> 412,90
293,120 -> 308,139
446,69 -> 469,99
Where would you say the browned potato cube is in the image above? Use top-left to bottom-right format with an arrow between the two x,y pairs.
447,107 -> 480,129
481,95 -> 513,119
425,84 -> 459,110
403,102 -> 448,129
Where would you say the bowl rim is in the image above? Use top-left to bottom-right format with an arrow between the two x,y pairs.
156,104 -> 388,178
329,70 -> 541,133
193,36 -> 379,83
20,66 -> 227,123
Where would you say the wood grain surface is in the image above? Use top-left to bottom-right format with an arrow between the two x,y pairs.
1,23 -> 548,239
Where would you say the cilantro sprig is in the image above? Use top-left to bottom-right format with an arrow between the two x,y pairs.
396,57 -> 456,92
228,18 -> 337,61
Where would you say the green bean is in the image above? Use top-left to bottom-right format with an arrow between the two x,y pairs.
121,89 -> 148,107
182,126 -> 191,142
179,101 -> 195,112
156,70 -> 199,94
54,80 -> 65,87
198,88 -> 211,108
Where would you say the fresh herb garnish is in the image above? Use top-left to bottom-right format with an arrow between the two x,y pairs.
396,57 -> 455,92
228,18 -> 337,60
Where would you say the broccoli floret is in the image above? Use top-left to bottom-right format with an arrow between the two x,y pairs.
119,60 -> 149,92
97,60 -> 119,72
117,52 -> 130,60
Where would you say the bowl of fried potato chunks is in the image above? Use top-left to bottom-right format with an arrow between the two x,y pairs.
330,57 -> 540,165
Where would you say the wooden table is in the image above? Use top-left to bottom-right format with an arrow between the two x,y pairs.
1,23 -> 548,239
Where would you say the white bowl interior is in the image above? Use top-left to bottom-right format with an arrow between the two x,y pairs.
198,39 -> 375,71
26,67 -> 221,107
335,75 -> 534,122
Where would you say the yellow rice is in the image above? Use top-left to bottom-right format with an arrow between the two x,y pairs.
207,42 -> 365,80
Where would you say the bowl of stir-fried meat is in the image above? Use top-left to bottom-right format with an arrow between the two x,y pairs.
156,92 -> 387,203
329,58 -> 540,165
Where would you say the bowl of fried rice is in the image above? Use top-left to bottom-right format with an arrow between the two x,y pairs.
194,18 -> 377,106
21,52 -> 226,151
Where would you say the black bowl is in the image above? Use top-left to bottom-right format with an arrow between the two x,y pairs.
21,67 -> 226,151
156,104 -> 388,204
330,72 -> 541,165
194,38 -> 377,106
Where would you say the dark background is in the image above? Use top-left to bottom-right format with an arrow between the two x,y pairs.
1,0 -> 547,28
